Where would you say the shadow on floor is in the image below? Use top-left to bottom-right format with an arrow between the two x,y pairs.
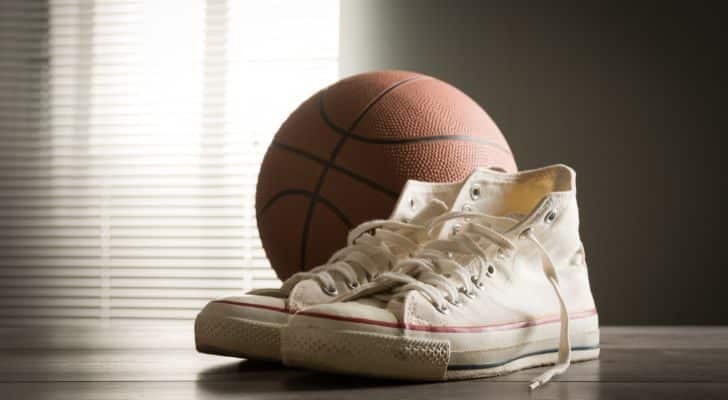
196,358 -> 415,395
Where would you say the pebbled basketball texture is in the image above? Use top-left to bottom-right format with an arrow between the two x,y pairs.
256,70 -> 517,280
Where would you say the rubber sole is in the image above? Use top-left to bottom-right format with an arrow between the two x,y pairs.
281,325 -> 599,381
194,310 -> 284,362
446,345 -> 599,380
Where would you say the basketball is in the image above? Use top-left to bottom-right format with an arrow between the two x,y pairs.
255,70 -> 517,280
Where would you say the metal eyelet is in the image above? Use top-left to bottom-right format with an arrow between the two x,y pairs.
460,287 -> 476,298
323,286 -> 338,296
496,247 -> 508,259
519,227 -> 533,240
470,184 -> 481,200
486,264 -> 496,276
435,303 -> 450,314
346,281 -> 360,290
545,210 -> 557,224
445,296 -> 462,307
471,275 -> 484,289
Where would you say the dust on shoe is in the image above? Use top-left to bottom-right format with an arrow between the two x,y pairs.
194,177 -> 466,361
281,164 -> 599,389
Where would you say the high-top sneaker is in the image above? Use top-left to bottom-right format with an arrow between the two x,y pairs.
195,177 -> 466,361
281,165 -> 599,389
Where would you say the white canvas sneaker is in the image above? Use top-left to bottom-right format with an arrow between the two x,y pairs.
194,178 -> 465,361
281,165 -> 599,389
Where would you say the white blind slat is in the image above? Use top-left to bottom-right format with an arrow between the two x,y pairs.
0,0 -> 339,325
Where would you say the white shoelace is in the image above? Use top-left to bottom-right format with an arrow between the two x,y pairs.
277,219 -> 424,296
525,228 -> 571,390
371,211 -> 571,389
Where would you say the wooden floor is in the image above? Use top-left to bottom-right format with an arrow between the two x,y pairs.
1,325 -> 726,399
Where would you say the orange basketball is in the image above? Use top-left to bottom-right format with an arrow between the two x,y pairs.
256,70 -> 517,280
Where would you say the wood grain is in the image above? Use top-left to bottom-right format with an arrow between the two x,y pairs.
1,325 -> 726,399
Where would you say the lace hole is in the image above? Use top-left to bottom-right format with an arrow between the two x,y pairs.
462,204 -> 473,212
487,264 -> 495,276
436,303 -> 450,314
470,184 -> 481,200
446,296 -> 461,306
451,224 -> 462,237
545,210 -> 557,224
323,286 -> 338,296
347,281 -> 359,290
409,198 -> 416,210
471,275 -> 484,289
458,286 -> 473,297
519,227 -> 532,240
496,247 -> 507,259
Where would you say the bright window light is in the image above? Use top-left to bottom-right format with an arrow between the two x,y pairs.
0,0 -> 339,326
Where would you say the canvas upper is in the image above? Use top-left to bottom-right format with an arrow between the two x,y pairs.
200,175 -> 470,319
282,165 -> 599,388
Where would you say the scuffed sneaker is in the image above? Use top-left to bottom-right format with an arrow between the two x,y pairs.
195,177 -> 466,361
281,165 -> 599,388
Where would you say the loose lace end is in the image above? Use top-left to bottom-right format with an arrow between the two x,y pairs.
529,370 -> 552,390
528,362 -> 568,390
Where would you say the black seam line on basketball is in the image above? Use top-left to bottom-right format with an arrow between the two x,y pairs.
271,141 -> 398,198
316,83 -> 512,156
257,189 -> 352,228
347,76 -> 431,132
346,133 -> 513,155
297,76 -> 424,271
316,76 -> 430,138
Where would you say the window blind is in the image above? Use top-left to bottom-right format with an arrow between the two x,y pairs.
0,0 -> 339,326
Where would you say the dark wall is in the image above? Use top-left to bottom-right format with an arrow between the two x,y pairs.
339,1 -> 726,325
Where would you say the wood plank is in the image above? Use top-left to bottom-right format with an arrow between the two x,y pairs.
0,324 -> 193,350
600,326 -> 728,349
1,347 -> 727,383
2,326 -> 727,350
2,381 -> 728,400
0,325 -> 727,400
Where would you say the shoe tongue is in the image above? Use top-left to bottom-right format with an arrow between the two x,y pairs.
409,199 -> 449,225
